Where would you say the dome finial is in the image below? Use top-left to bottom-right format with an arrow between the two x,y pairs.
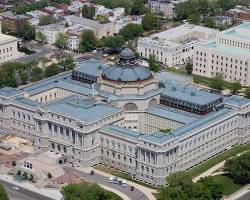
119,47 -> 135,60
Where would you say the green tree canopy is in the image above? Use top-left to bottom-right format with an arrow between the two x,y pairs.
59,54 -> 76,71
230,82 -> 242,94
186,62 -> 193,75
82,5 -> 95,19
31,67 -> 44,82
209,74 -> 224,91
0,184 -> 9,200
158,187 -> 189,200
244,87 -> 250,99
103,36 -> 125,48
204,17 -> 215,28
142,13 -> 161,31
55,32 -> 68,49
225,151 -> 250,184
18,22 -> 35,41
188,13 -> 200,24
78,30 -> 97,53
36,31 -> 47,44
120,24 -> 144,40
44,63 -> 59,77
166,171 -> 192,188
0,62 -> 17,88
148,54 -> 160,72
198,177 -> 223,200
130,0 -> 147,15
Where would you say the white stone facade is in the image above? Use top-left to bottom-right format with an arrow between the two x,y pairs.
193,22 -> 250,86
137,24 -> 218,67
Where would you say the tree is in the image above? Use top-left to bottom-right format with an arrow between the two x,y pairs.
158,187 -> 189,200
81,5 -> 95,19
59,54 -> 76,71
120,24 -> 144,40
188,13 -> 200,25
209,74 -> 224,91
20,71 -> 29,85
148,54 -> 160,72
78,30 -> 97,53
198,177 -> 223,200
130,0 -> 146,15
166,171 -> 192,188
36,31 -> 47,44
0,62 -> 17,88
18,22 -> 35,41
1,23 -> 10,34
188,182 -> 212,200
55,32 -> 68,49
142,13 -> 161,31
225,151 -> 250,184
244,87 -> 250,99
204,17 -> 215,28
217,0 -> 236,11
230,82 -> 242,94
186,62 -> 193,75
44,64 -> 59,77
0,184 -> 9,200
31,67 -> 43,82
47,173 -> 52,179
103,36 -> 125,48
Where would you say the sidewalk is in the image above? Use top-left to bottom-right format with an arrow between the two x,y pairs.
0,174 -> 63,200
193,160 -> 226,182
225,184 -> 250,200
79,166 -> 157,200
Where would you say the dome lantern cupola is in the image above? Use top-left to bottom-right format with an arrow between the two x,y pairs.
102,47 -> 152,82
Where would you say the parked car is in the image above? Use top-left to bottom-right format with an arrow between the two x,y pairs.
130,186 -> 134,191
118,180 -> 122,185
90,170 -> 94,175
12,186 -> 20,191
109,176 -> 114,183
113,177 -> 118,184
122,180 -> 127,187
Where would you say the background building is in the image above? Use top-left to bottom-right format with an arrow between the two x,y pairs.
148,0 -> 174,19
193,22 -> 250,86
137,23 -> 218,67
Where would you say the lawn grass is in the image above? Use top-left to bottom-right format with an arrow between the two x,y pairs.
105,190 -> 123,200
212,174 -> 245,196
166,67 -> 188,75
193,74 -> 237,90
94,164 -> 156,189
188,144 -> 250,177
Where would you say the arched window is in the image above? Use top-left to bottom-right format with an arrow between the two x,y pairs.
123,103 -> 138,111
148,99 -> 157,108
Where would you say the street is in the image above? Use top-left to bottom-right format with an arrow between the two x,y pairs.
236,191 -> 250,200
72,168 -> 148,200
0,180 -> 56,200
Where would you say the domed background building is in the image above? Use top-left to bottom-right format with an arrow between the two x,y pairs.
99,47 -> 161,112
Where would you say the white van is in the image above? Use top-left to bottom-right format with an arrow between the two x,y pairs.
109,176 -> 114,183
122,180 -> 127,187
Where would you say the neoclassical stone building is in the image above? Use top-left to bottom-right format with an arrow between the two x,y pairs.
1,48 -> 250,186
